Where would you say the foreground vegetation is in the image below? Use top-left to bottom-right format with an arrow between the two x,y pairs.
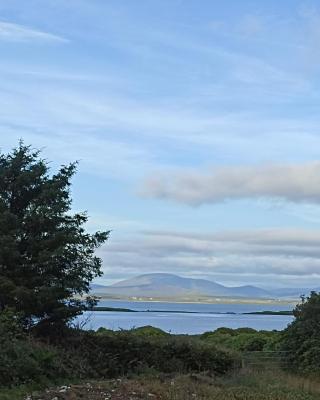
0,311 -> 238,388
2,315 -> 320,399
2,370 -> 320,400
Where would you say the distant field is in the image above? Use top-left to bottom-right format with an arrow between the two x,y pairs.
95,294 -> 296,305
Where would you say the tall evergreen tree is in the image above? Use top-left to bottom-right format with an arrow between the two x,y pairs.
0,142 -> 109,330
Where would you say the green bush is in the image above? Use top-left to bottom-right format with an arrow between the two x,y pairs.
0,312 -> 238,388
96,327 -> 114,335
59,328 -> 238,378
234,327 -> 257,335
241,336 -> 267,351
130,325 -> 169,337
200,327 -> 281,352
0,309 -> 24,338
211,327 -> 237,336
0,339 -> 65,386
281,292 -> 320,374
0,310 -> 66,386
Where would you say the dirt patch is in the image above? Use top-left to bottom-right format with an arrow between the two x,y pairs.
24,374 -> 320,400
25,380 -> 160,400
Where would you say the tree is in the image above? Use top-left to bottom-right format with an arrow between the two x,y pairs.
0,142 -> 109,331
281,291 -> 320,374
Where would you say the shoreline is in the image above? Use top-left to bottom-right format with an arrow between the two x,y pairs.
95,296 -> 297,306
90,306 -> 294,316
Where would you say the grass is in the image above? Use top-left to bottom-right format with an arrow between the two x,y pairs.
2,370 -> 320,400
0,383 -> 53,400
0,377 -> 84,400
132,371 -> 320,400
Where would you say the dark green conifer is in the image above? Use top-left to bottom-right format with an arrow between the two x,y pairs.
0,141 -> 109,330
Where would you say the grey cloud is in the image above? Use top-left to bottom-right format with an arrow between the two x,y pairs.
99,229 -> 320,287
142,163 -> 320,205
144,228 -> 320,247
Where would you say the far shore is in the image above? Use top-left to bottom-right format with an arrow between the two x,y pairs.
90,306 -> 294,316
94,295 -> 297,306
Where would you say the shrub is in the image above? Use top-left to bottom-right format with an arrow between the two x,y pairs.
96,327 -> 114,335
59,329 -> 238,377
200,327 -> 281,352
241,336 -> 267,351
0,310 -> 66,386
0,317 -> 238,388
234,327 -> 257,335
281,292 -> 320,374
212,327 -> 237,336
130,325 -> 169,337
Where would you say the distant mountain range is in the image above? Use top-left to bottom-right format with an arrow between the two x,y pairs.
91,273 -> 319,300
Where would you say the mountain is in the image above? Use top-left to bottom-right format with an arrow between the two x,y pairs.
269,288 -> 309,298
92,273 -> 272,299
90,283 -> 108,289
226,285 -> 271,298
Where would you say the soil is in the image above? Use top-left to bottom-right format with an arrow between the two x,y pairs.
25,380 -> 160,400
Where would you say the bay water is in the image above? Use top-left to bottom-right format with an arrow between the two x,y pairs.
77,300 -> 295,334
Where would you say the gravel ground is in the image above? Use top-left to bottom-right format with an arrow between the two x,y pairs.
23,375 -> 320,400
24,380 -> 160,400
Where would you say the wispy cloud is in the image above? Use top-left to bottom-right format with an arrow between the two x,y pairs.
0,21 -> 68,43
2,1 -> 320,289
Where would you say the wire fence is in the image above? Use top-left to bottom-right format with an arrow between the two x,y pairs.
238,351 -> 320,395
241,351 -> 291,369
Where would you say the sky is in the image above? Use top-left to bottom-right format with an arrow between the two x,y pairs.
1,0 -> 320,288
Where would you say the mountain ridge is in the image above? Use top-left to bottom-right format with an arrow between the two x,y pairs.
90,273 -> 314,299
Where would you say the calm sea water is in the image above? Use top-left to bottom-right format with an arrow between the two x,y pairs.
76,300 -> 295,334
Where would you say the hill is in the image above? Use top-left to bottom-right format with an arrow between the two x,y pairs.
91,273 -> 320,300
92,273 -> 272,299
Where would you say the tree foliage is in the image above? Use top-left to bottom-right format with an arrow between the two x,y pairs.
281,291 -> 320,374
0,142 -> 109,330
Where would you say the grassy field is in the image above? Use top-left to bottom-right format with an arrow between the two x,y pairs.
2,369 -> 320,400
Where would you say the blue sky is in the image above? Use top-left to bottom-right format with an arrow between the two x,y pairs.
1,0 -> 320,288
